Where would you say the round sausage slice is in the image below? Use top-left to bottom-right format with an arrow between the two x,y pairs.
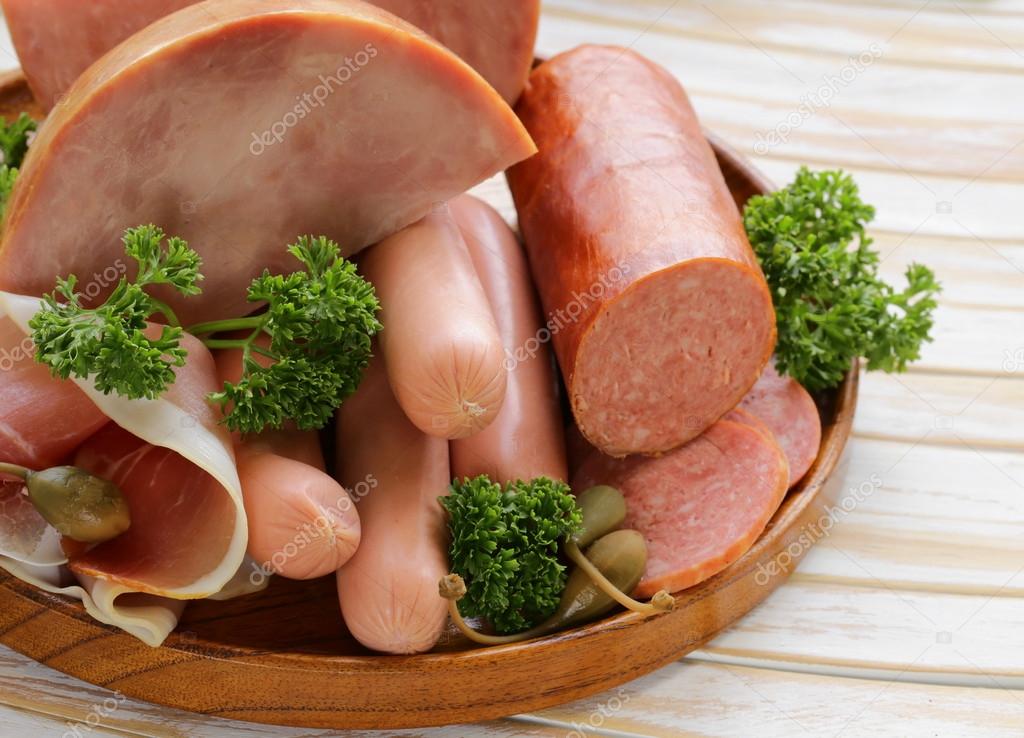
573,420 -> 788,598
508,45 -> 776,458
738,362 -> 821,488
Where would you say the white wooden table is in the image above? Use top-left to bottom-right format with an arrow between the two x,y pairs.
1,1 -> 1023,735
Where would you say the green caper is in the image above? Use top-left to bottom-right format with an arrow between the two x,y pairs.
25,466 -> 131,544
573,485 -> 627,548
548,529 -> 647,629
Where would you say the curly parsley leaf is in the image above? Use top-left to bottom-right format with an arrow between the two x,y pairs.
442,476 -> 583,634
744,167 -> 941,391
0,112 -> 38,220
199,235 -> 382,434
29,225 -> 202,399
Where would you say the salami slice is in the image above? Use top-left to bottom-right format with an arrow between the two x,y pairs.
724,407 -> 775,444
738,362 -> 821,488
573,420 -> 788,597
508,45 -> 775,458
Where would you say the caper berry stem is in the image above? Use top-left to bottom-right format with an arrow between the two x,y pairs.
438,574 -> 551,645
0,462 -> 30,481
564,540 -> 675,615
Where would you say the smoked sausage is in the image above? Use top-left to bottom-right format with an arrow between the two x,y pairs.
508,45 -> 776,458
573,419 -> 788,597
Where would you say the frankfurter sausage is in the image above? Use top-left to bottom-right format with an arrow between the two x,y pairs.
360,208 -> 507,439
214,346 -> 360,581
508,45 -> 776,458
449,195 -> 567,483
335,350 -> 450,654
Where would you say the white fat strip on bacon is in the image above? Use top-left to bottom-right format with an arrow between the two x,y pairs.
0,292 -> 253,646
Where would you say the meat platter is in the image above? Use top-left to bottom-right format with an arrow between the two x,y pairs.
0,0 -> 940,731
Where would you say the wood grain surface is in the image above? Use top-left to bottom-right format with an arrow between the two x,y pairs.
0,1 -> 1021,735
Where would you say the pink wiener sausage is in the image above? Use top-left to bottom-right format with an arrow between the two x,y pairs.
449,195 -> 567,483
335,350 -> 450,654
214,346 -> 360,581
360,208 -> 507,440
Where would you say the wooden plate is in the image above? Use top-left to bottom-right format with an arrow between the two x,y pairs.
0,71 -> 858,730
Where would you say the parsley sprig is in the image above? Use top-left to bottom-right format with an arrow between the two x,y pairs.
442,476 -> 582,634
191,236 -> 382,433
744,167 -> 941,391
0,112 -> 37,219
29,225 -> 200,399
30,228 -> 380,433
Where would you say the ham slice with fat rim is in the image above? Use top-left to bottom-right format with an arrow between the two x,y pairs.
0,0 -> 536,326
0,292 -> 250,646
1,0 -> 539,110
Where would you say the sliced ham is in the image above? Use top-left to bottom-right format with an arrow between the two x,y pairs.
0,315 -> 110,469
738,362 -> 822,488
0,0 -> 536,326
2,0 -> 539,110
573,420 -> 788,598
71,424 -> 239,595
0,292 -> 249,646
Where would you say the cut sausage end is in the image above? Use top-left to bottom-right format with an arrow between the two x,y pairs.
572,260 -> 775,457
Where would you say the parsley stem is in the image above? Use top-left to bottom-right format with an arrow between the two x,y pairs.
148,298 -> 181,328
185,316 -> 263,336
201,339 -> 249,350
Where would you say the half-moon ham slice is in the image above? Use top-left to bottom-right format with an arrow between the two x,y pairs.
2,0 -> 539,109
0,0 -> 537,326
0,292 -> 250,646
